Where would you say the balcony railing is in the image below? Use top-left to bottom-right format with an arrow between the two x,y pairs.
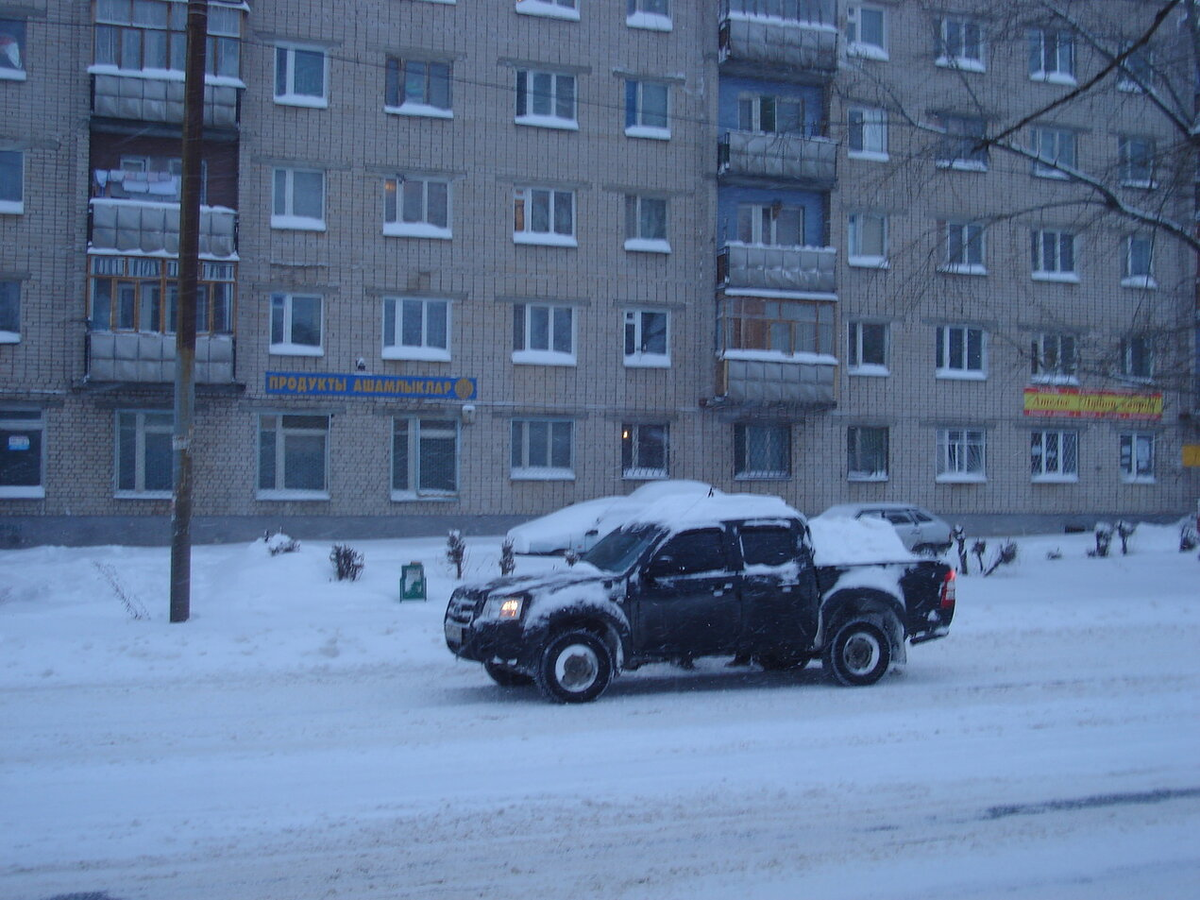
88,332 -> 235,384
89,199 -> 237,259
719,130 -> 836,186
716,357 -> 836,408
718,243 -> 836,294
91,73 -> 240,128
719,0 -> 838,72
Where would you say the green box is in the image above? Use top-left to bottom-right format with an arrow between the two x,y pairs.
400,562 -> 427,601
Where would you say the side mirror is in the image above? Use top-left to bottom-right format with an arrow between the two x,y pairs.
644,555 -> 675,580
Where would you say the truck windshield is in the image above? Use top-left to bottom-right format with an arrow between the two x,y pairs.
581,525 -> 661,574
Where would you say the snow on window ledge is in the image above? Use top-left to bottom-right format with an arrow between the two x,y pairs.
256,489 -> 331,502
936,368 -> 987,381
847,472 -> 889,482
935,56 -> 985,73
0,201 -> 25,215
274,94 -> 328,109
848,255 -> 889,269
625,125 -> 671,141
847,150 -> 889,163
1030,374 -> 1079,386
627,12 -> 672,31
514,232 -> 577,248
512,349 -> 576,367
0,331 -> 20,344
936,159 -> 988,173
1030,71 -> 1076,86
848,364 -> 889,377
624,238 -> 671,254
269,343 -> 324,357
1121,275 -> 1158,290
1033,167 -> 1070,180
937,263 -> 987,277
391,491 -> 458,502
1032,271 -> 1080,284
514,114 -> 579,131
1031,474 -> 1078,485
734,471 -> 791,481
1120,475 -> 1156,485
514,1 -> 580,21
624,353 -> 670,369
384,103 -> 453,120
271,215 -> 326,232
114,491 -> 172,501
0,486 -> 45,499
511,468 -> 576,481
847,43 -> 888,61
382,346 -> 451,363
0,69 -> 27,82
383,222 -> 452,240
935,473 -> 987,484
623,469 -> 669,480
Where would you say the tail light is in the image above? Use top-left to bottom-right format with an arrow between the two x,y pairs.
939,569 -> 956,609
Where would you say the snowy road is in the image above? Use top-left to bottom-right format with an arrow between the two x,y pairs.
2,532 -> 1199,899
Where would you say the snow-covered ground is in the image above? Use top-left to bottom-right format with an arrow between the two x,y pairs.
1,525 -> 1198,900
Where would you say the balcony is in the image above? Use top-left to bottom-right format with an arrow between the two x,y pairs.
719,130 -> 836,188
716,356 -> 836,409
91,73 -> 240,128
90,198 -> 237,259
718,243 -> 836,294
719,0 -> 838,74
88,332 -> 234,384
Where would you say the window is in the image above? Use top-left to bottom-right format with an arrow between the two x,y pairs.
393,417 -> 458,499
738,93 -> 806,135
740,525 -> 798,568
511,418 -> 574,479
515,69 -> 577,129
936,428 -> 986,481
846,5 -> 886,59
650,529 -> 726,576
936,325 -> 986,379
935,114 -> 987,171
847,107 -> 887,160
116,411 -> 173,497
1119,432 -> 1154,483
0,149 -> 23,214
939,221 -> 985,274
385,57 -> 451,116
383,175 -> 450,238
382,297 -> 450,361
272,167 -> 325,231
622,423 -> 669,479
1031,333 -> 1078,384
723,297 -> 834,356
89,257 -> 234,334
847,426 -> 888,481
515,0 -> 579,21
1029,29 -> 1075,82
848,212 -> 887,266
0,280 -> 19,342
625,80 -> 669,138
624,195 -> 669,252
513,187 -> 576,246
628,0 -> 670,31
93,0 -> 241,78
734,423 -> 790,479
0,409 -> 43,498
847,321 -> 888,374
736,202 -> 804,246
513,303 -> 574,365
1119,136 -> 1155,188
270,293 -> 322,355
1123,234 -> 1155,288
0,18 -> 26,80
1117,46 -> 1153,92
1030,429 -> 1078,482
937,16 -> 984,71
1119,335 -> 1154,381
258,414 -> 329,499
274,43 -> 326,107
1031,229 -> 1077,281
624,309 -> 669,368
1030,127 -> 1076,178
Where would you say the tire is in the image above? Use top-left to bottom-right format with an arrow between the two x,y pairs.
824,619 -> 891,686
484,659 -> 534,688
756,651 -> 811,671
535,629 -> 614,704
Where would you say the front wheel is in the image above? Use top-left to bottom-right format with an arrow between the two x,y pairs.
535,630 -> 614,703
484,659 -> 534,687
824,619 -> 891,686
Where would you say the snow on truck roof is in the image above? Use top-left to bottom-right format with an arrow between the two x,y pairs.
620,492 -> 803,530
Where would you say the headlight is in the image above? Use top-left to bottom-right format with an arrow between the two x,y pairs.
482,594 -> 525,620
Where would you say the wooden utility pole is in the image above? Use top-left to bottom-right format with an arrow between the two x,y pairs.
170,0 -> 208,623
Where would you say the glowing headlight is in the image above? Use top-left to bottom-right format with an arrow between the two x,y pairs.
482,594 -> 525,620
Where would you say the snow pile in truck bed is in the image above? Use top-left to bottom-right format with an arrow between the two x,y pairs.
808,513 -> 913,565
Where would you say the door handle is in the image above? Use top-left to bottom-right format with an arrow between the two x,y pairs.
713,583 -> 734,596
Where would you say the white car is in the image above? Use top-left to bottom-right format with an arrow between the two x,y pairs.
818,503 -> 953,555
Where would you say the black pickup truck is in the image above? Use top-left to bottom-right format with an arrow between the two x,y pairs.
444,494 -> 955,703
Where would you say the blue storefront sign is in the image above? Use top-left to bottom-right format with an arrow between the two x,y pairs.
266,372 -> 477,400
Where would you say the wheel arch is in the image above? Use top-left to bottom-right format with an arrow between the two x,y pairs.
821,589 -> 908,666
528,608 -> 629,671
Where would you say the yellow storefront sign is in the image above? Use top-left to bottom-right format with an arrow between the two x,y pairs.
1183,445 -> 1200,468
1023,387 -> 1162,420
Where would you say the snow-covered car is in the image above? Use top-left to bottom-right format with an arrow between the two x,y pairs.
505,480 -> 719,555
817,503 -> 953,555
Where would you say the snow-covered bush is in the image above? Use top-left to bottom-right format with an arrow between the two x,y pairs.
264,530 -> 300,556
1116,521 -> 1136,555
1091,523 -> 1114,558
330,544 -> 364,581
447,529 -> 466,580
499,538 -> 516,576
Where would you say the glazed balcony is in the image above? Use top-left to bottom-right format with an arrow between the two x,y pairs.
87,332 -> 235,385
90,72 -> 241,128
89,197 -> 237,259
719,0 -> 838,74
718,243 -> 837,294
719,130 -> 836,188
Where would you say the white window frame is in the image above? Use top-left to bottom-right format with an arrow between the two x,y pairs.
1119,335 -> 1154,383
847,425 -> 889,482
937,16 -> 984,71
1117,46 -> 1153,93
847,321 -> 888,376
382,296 -> 451,362
0,408 -> 44,499
1118,136 -> 1156,189
734,422 -> 791,480
736,202 -> 805,247
936,427 -> 986,483
935,114 -> 988,172
1030,429 -> 1079,483
940,221 -> 985,275
515,69 -> 578,130
1030,28 -> 1075,84
624,308 -> 670,368
115,410 -> 174,498
392,416 -> 459,500
384,57 -> 452,118
627,0 -> 670,32
1031,229 -> 1078,282
0,149 -> 24,214
738,92 -> 806,135
622,422 -> 669,480
625,79 -> 670,140
513,302 -> 575,366
257,414 -> 330,500
515,0 -> 580,22
513,186 -> 577,247
274,42 -> 327,108
1122,234 -> 1156,289
936,325 -> 987,380
624,195 -> 670,253
383,175 -> 451,239
1030,333 -> 1079,385
270,292 -> 323,356
847,107 -> 887,161
1119,431 -> 1155,483
0,17 -> 26,81
846,5 -> 887,60
1030,127 -> 1077,179
0,279 -> 19,343
848,212 -> 888,267
511,418 -> 575,480
272,167 -> 325,231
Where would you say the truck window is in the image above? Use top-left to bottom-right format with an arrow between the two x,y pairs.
740,526 -> 795,566
649,529 -> 725,576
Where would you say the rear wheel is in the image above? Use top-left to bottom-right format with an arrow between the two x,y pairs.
484,659 -> 533,687
824,619 -> 891,686
535,630 -> 614,703
756,651 -> 811,671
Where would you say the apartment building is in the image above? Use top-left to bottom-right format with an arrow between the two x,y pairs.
0,0 -> 1195,546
